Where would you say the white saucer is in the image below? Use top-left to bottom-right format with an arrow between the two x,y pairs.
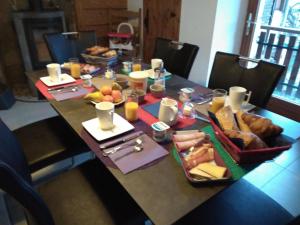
224,96 -> 256,113
40,73 -> 76,87
82,113 -> 134,141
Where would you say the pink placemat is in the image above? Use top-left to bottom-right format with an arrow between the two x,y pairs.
108,134 -> 169,174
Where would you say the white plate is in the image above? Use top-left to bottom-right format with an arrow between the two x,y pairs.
82,113 -> 134,141
224,96 -> 256,113
40,73 -> 76,87
144,69 -> 172,79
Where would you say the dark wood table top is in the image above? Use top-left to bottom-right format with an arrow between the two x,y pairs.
27,70 -> 300,225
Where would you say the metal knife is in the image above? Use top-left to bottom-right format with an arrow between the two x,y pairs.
99,131 -> 144,150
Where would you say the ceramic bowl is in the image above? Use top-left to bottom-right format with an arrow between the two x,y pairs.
150,84 -> 165,98
115,76 -> 129,89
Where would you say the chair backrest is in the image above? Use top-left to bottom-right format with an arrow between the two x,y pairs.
208,51 -> 285,108
44,31 -> 97,64
0,119 -> 55,225
153,37 -> 199,79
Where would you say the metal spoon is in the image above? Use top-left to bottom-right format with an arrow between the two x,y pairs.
114,143 -> 144,161
103,138 -> 143,156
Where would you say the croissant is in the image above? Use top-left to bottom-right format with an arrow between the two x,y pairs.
241,112 -> 283,138
224,130 -> 267,150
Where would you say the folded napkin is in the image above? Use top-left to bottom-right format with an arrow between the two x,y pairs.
50,85 -> 88,101
108,134 -> 169,174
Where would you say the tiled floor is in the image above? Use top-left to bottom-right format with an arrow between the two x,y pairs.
244,142 -> 300,217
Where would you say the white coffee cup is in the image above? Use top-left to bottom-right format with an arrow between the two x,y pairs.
158,98 -> 178,126
151,58 -> 164,70
95,102 -> 115,130
46,63 -> 61,82
229,86 -> 252,112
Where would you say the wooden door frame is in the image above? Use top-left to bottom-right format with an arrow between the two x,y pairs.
240,0 -> 260,57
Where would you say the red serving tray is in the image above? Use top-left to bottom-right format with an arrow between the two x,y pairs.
209,117 -> 291,164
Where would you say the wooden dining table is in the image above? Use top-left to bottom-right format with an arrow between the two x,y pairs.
27,69 -> 300,225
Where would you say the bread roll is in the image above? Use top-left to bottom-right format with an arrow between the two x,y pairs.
215,106 -> 239,131
224,130 -> 267,150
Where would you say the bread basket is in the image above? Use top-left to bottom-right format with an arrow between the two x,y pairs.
81,53 -> 118,65
208,113 -> 292,164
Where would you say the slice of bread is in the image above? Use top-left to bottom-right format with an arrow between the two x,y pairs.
215,106 -> 239,131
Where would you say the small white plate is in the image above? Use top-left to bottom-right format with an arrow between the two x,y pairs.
82,113 -> 134,141
144,69 -> 172,79
90,95 -> 126,106
224,96 -> 256,113
40,73 -> 76,87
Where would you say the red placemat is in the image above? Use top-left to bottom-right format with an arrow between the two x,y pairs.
35,79 -> 94,100
138,94 -> 196,129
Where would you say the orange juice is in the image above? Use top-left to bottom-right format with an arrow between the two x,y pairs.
125,101 -> 139,121
210,96 -> 225,113
71,63 -> 81,78
132,63 -> 142,71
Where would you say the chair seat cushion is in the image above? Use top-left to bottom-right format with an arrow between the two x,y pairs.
36,160 -> 147,225
13,116 -> 89,172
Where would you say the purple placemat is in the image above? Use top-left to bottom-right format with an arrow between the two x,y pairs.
108,134 -> 169,174
51,86 -> 88,101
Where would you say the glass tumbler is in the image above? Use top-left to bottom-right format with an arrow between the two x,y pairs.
69,58 -> 81,79
132,58 -> 142,72
124,91 -> 139,122
210,89 -> 227,113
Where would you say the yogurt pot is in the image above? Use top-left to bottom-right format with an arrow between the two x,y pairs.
151,121 -> 170,142
129,71 -> 149,92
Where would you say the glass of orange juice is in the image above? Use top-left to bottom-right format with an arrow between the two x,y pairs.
132,58 -> 142,71
69,58 -> 81,78
210,89 -> 227,113
124,91 -> 139,122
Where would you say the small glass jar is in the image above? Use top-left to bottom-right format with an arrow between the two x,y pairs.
179,101 -> 196,119
80,74 -> 92,87
179,88 -> 195,103
105,67 -> 116,80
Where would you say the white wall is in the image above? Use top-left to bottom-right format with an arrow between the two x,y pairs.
179,0 -> 218,86
180,0 -> 248,86
209,0 -> 248,83
128,0 -> 248,86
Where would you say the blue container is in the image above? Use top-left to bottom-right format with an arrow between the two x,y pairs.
0,83 -> 15,109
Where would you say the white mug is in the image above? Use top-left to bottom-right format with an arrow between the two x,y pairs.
229,86 -> 252,111
158,98 -> 178,126
95,102 -> 115,130
151,58 -> 164,70
46,63 -> 61,82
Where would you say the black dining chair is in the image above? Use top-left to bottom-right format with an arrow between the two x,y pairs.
152,37 -> 199,79
12,116 -> 91,174
44,31 -> 97,64
208,51 -> 286,108
0,119 -> 147,225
